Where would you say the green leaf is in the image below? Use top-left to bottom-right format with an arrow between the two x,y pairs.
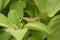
27,34 -> 42,40
8,36 -> 16,40
0,31 -> 11,40
28,31 -> 46,40
47,15 -> 60,40
47,0 -> 60,17
24,21 -> 51,34
34,0 -> 47,13
1,0 -> 10,9
0,0 -> 2,10
8,28 -> 28,40
24,0 -> 37,17
24,3 -> 35,17
10,1 -> 26,18
34,0 -> 60,17
8,10 -> 20,26
0,13 -> 13,28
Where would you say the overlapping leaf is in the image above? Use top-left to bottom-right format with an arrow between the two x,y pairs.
47,15 -> 60,40
8,28 -> 28,40
47,0 -> 60,17
34,0 -> 60,17
27,34 -> 42,40
8,36 -> 16,40
10,0 -> 26,18
0,31 -> 11,40
1,0 -> 10,9
24,0 -> 37,17
8,10 -> 20,26
24,21 -> 51,34
27,31 -> 46,40
34,0 -> 47,13
0,0 -> 2,10
0,13 -> 13,28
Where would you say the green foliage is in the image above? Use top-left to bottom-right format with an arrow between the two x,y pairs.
47,15 -> 60,40
0,0 -> 2,10
34,0 -> 60,17
8,28 -> 28,40
0,13 -> 13,28
0,31 -> 11,40
24,21 -> 51,34
0,0 -> 10,9
1,0 -> 10,9
8,10 -> 20,26
0,0 -> 60,40
10,0 -> 26,18
27,34 -> 42,40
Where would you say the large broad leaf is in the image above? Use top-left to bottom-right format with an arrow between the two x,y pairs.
8,10 -> 20,26
10,0 -> 26,18
0,0 -> 2,10
47,0 -> 60,17
8,28 -> 27,40
24,21 -> 51,34
8,36 -> 16,40
27,34 -> 42,40
27,31 -> 46,40
27,36 -> 42,40
47,15 -> 60,40
24,3 -> 35,17
0,13 -> 13,28
34,0 -> 47,13
1,0 -> 10,9
24,0 -> 38,17
34,0 -> 60,17
0,31 -> 11,40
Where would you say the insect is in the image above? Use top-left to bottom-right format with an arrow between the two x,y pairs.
22,17 -> 41,22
